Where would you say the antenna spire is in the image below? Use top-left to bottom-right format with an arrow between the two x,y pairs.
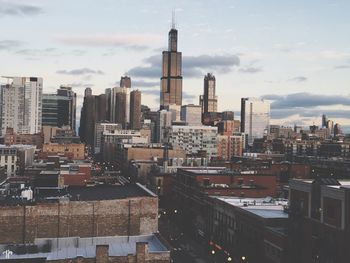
172,9 -> 176,29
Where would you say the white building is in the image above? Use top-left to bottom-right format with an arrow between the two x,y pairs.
0,77 -> 43,135
241,97 -> 270,145
0,145 -> 17,177
156,110 -> 173,143
168,125 -> 218,159
94,122 -> 122,153
180,104 -> 202,126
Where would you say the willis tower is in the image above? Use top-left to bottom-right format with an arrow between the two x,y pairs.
160,17 -> 183,110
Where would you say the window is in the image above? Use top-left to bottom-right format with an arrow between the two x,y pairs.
326,205 -> 335,219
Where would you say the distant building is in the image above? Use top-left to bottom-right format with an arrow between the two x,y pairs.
181,104 -> 202,126
168,125 -> 218,159
94,122 -> 122,154
0,76 -> 42,135
160,22 -> 183,111
56,86 -> 77,131
156,110 -> 173,143
241,97 -> 270,145
79,89 -> 107,146
42,86 -> 76,132
116,91 -> 127,128
130,90 -> 142,130
42,143 -> 85,160
217,133 -> 245,160
200,73 -> 217,114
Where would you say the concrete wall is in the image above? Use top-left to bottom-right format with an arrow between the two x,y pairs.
0,197 -> 158,244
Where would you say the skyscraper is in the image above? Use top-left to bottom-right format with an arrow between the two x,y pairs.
241,97 -> 270,145
0,77 -> 42,135
108,76 -> 132,124
200,73 -> 217,114
115,91 -> 127,128
57,86 -> 76,132
79,89 -> 107,146
130,90 -> 141,130
160,21 -> 182,110
42,86 -> 76,132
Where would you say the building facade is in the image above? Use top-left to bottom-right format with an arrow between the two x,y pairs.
200,73 -> 217,114
181,104 -> 202,126
130,90 -> 142,130
241,97 -> 270,145
160,23 -> 183,110
168,125 -> 218,159
0,77 -> 42,135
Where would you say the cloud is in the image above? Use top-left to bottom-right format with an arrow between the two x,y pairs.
56,68 -> 104,75
54,33 -> 162,50
239,66 -> 263,73
334,65 -> 350,69
262,93 -> 350,109
287,76 -> 308,82
183,92 -> 196,100
0,40 -> 23,50
140,89 -> 159,96
15,48 -> 57,56
334,59 -> 350,69
132,80 -> 159,88
128,54 -> 240,79
0,1 -> 42,16
270,108 -> 350,120
69,82 -> 95,88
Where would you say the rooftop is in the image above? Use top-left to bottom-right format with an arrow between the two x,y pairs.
36,183 -> 155,201
243,206 -> 288,219
216,196 -> 288,208
0,234 -> 168,260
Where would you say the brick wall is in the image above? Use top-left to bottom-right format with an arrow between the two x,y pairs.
0,197 -> 158,244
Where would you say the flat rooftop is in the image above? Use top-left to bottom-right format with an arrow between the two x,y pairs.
215,196 -> 288,219
36,183 -> 155,201
243,206 -> 288,219
216,196 -> 288,207
0,184 -> 156,206
179,167 -> 237,175
0,234 -> 168,261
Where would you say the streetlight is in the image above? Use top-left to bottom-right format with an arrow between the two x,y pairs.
242,256 -> 246,261
174,209 -> 178,214
227,256 -> 232,262
211,250 -> 215,255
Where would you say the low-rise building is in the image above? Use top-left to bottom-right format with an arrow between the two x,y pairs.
42,143 -> 85,160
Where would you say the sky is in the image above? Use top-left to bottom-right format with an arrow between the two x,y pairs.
1,0 -> 350,131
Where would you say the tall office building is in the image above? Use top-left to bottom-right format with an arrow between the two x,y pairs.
200,73 -> 217,114
322,114 -> 328,128
108,76 -> 132,124
115,91 -> 127,128
57,86 -> 76,132
241,97 -> 270,145
130,90 -> 141,130
0,77 -> 42,135
160,21 -> 182,110
79,89 -> 107,146
42,86 -> 76,132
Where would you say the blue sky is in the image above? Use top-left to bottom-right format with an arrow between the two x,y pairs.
1,0 -> 350,130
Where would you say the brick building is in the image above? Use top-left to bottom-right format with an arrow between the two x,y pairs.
0,184 -> 159,244
42,143 -> 85,160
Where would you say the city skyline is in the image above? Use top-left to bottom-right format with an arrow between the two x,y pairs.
1,0 -> 350,131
